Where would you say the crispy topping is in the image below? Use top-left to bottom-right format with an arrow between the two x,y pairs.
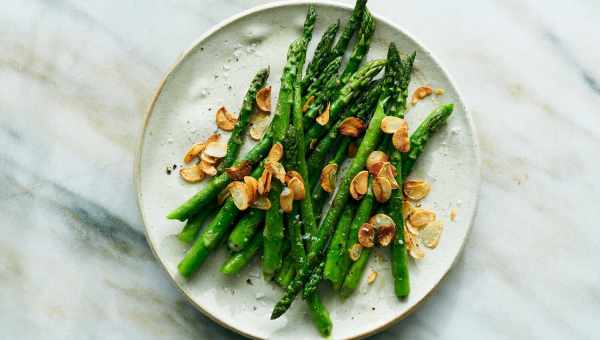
280,187 -> 294,213
285,170 -> 303,185
288,177 -> 305,200
179,164 -> 205,183
402,200 -> 415,220
217,183 -> 235,205
229,181 -> 250,210
200,152 -> 218,165
216,106 -> 238,131
366,151 -> 389,175
183,143 -> 207,163
244,176 -> 259,203
257,169 -> 272,195
450,208 -> 457,222
249,113 -> 269,140
302,96 -> 315,112
315,102 -> 330,126
373,176 -> 392,203
199,160 -> 217,176
320,164 -> 338,193
252,195 -> 272,210
255,86 -> 272,112
349,243 -> 363,261
377,162 -> 399,189
204,141 -> 228,158
380,116 -> 406,134
367,270 -> 378,284
265,161 -> 286,183
339,117 -> 366,137
225,161 -> 252,181
409,209 -> 436,228
350,170 -> 369,200
434,88 -> 445,96
267,143 -> 284,163
392,119 -> 410,153
420,220 -> 443,249
411,86 -> 433,105
404,228 -> 425,259
358,223 -> 375,248
404,179 -> 431,201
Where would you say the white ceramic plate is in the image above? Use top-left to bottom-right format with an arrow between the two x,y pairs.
136,1 -> 480,339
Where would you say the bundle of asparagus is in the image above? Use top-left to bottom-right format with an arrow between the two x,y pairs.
167,1 -> 453,336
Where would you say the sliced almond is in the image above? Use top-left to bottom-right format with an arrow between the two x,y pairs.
369,213 -> 396,247
366,151 -> 389,175
373,176 -> 392,203
216,106 -> 238,131
404,179 -> 431,201
402,200 -> 415,220
244,176 -> 259,203
280,187 -> 294,213
409,209 -> 436,228
288,177 -> 305,200
204,141 -> 227,158
380,116 -> 406,134
392,119 -> 410,153
450,208 -> 457,222
252,195 -> 272,210
367,270 -> 378,284
207,133 -> 220,143
249,114 -> 269,140
267,143 -> 284,163
319,164 -> 337,193
420,220 -> 443,249
406,220 -> 420,235
285,170 -> 303,185
200,152 -> 218,165
250,111 -> 270,124
199,160 -> 218,176
256,86 -> 272,112
339,117 -> 366,137
348,243 -> 363,261
350,170 -> 369,200
411,86 -> 433,105
225,161 -> 252,181
265,161 -> 286,183
179,164 -> 205,183
302,96 -> 315,112
183,143 -> 207,163
377,162 -> 399,189
257,170 -> 272,195
217,183 -> 235,205
358,223 -> 375,248
347,143 -> 358,157
405,229 -> 425,259
369,213 -> 395,230
229,181 -> 250,210
315,102 -> 330,126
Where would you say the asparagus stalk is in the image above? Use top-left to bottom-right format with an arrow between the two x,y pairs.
322,205 -> 355,288
177,202 -> 217,244
221,232 -> 263,275
306,293 -> 333,337
332,0 -> 368,58
227,209 -> 265,251
301,21 -> 340,92
304,56 -> 342,103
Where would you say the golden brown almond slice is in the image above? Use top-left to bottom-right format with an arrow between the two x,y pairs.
373,176 -> 392,203
320,164 -> 337,193
348,243 -> 363,261
315,102 -> 330,126
420,220 -> 443,249
249,114 -> 269,140
434,88 -> 445,96
367,270 -> 378,284
267,143 -> 284,163
302,95 -> 315,112
216,106 -> 238,131
450,208 -> 457,222
369,213 -> 395,229
229,181 -> 250,210
358,223 -> 375,248
225,161 -> 252,181
265,161 -> 286,183
350,170 -> 369,200
366,151 -> 389,175
404,228 -> 425,259
204,141 -> 228,158
280,187 -> 294,213
207,133 -> 220,143
409,209 -> 436,228
288,177 -> 305,200
199,160 -> 218,176
402,200 -> 415,220
392,119 -> 410,152
200,152 -> 218,165
256,86 -> 272,112
406,220 -> 420,235
339,117 -> 366,137
285,170 -> 303,184
411,86 -> 433,105
404,179 -> 431,201
380,116 -> 406,134
179,164 -> 205,183
217,183 -> 235,205
252,195 -> 272,210
244,176 -> 259,203
183,143 -> 207,163
369,213 -> 396,247
377,162 -> 399,189
257,170 -> 272,195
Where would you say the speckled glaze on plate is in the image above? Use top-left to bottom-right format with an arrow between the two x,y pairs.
135,1 -> 480,339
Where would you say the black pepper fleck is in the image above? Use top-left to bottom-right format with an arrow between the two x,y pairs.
173,164 -> 177,170
200,47 -> 204,51
246,278 -> 253,285
371,307 -> 375,311
253,306 -> 257,311
166,166 -> 172,175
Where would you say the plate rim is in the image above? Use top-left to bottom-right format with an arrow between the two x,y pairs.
134,1 -> 482,339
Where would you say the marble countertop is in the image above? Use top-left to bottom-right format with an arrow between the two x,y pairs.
1,0 -> 598,339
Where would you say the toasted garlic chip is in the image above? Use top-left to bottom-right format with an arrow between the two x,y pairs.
200,152 -> 218,165
350,170 -> 369,200
420,220 -> 443,249
373,176 -> 392,203
229,181 -> 250,210
402,200 -> 415,220
199,160 -> 218,176
225,161 -> 252,181
316,102 -> 330,126
244,176 -> 259,203
320,163 -> 338,193
252,195 -> 272,210
358,223 -> 375,248
367,271 -> 378,284
404,228 -> 425,259
183,143 -> 207,163
216,106 -> 238,131
434,88 -> 445,96
180,165 -> 205,183
392,119 -> 410,153
207,133 -> 220,143
217,183 -> 235,205
249,114 -> 269,140
404,179 -> 431,201
204,141 -> 227,158
366,151 -> 389,175
339,117 -> 366,137
377,162 -> 399,189
302,95 -> 315,112
265,161 -> 286,183
288,177 -> 305,200
349,243 -> 363,261
406,220 -> 420,235
369,213 -> 395,247
280,187 -> 294,213
450,208 -> 457,222
409,209 -> 436,228
411,86 -> 433,105
267,143 -> 284,163
256,86 -> 272,112
285,170 -> 303,185
257,170 -> 272,195
380,116 -> 406,134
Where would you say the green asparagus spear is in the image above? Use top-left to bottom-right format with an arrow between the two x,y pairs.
339,10 -> 375,83
303,260 -> 325,299
339,246 -> 370,297
306,293 -> 333,337
304,56 -> 342,102
227,209 -> 265,251
311,137 -> 352,217
275,252 -> 296,287
177,202 -> 217,244
302,22 -> 340,92
221,232 -> 263,275
219,68 -> 270,171
332,0 -> 368,58
323,205 -> 355,287
263,180 -> 284,278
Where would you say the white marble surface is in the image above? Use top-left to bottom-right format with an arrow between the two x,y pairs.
1,0 -> 598,339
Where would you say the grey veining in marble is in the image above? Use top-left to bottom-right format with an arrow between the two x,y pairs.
1,0 -> 599,339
